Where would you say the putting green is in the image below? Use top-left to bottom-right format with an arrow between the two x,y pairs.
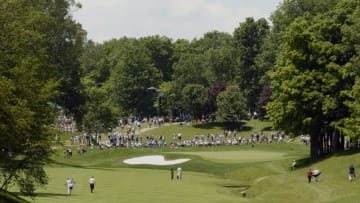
170,150 -> 289,163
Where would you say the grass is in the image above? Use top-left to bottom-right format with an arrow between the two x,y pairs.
140,120 -> 273,140
170,150 -> 291,163
8,120 -> 360,203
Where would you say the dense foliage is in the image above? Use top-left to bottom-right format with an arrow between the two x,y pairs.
267,0 -> 360,159
0,0 -> 85,196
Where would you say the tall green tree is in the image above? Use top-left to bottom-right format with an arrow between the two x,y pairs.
110,41 -> 162,116
256,0 -> 340,117
216,85 -> 247,122
181,84 -> 208,119
0,0 -> 78,195
140,35 -> 175,82
45,0 -> 86,123
233,17 -> 270,111
169,53 -> 208,112
338,5 -> 360,140
267,0 -> 359,159
80,41 -> 117,133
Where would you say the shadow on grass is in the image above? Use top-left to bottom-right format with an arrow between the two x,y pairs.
13,192 -> 69,198
294,148 -> 360,170
193,121 -> 249,130
35,192 -> 69,197
47,160 -> 121,171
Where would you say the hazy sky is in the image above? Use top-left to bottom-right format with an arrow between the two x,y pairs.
72,0 -> 283,43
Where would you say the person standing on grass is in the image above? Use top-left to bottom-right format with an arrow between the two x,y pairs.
349,164 -> 356,182
307,168 -> 312,183
177,167 -> 182,181
170,166 -> 174,180
89,176 -> 96,193
292,160 -> 297,171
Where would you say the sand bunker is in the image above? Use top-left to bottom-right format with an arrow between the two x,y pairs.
123,155 -> 190,165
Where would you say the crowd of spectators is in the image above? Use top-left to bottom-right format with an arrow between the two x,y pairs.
59,114 -> 318,156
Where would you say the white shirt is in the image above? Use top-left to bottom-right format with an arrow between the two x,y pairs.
177,167 -> 182,175
66,179 -> 74,188
89,177 -> 95,184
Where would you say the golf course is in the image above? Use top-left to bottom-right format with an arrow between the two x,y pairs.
13,120 -> 360,203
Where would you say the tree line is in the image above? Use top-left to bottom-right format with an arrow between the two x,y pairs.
1,0 -> 360,196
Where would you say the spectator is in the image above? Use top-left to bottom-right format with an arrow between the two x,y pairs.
307,168 -> 312,183
292,160 -> 297,171
349,164 -> 356,182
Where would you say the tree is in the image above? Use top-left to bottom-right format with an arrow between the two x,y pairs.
80,41 -> 117,133
82,78 -> 117,134
0,0 -> 66,195
44,0 -> 86,124
204,48 -> 237,84
192,31 -> 232,53
110,41 -> 162,116
169,53 -> 208,113
233,17 -> 270,111
257,0 -> 340,118
256,84 -> 272,120
216,85 -> 247,122
181,84 -> 208,119
338,5 -> 360,141
270,0 -> 338,34
206,81 -> 227,113
267,0 -> 359,159
140,35 -> 175,82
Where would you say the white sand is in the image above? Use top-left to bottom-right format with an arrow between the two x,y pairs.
123,155 -> 190,166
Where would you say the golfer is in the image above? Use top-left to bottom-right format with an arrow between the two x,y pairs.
89,176 -> 96,193
312,168 -> 321,182
170,167 -> 174,180
177,167 -> 182,181
292,160 -> 296,171
66,177 -> 75,195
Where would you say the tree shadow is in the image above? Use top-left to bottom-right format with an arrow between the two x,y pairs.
193,121 -> 248,130
293,148 -> 360,170
35,192 -> 69,197
333,148 -> 360,157
13,192 -> 69,198
47,160 -> 119,172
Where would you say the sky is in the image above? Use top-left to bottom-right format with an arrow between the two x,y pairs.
72,0 -> 283,43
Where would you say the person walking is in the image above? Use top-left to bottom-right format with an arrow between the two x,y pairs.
307,168 -> 312,183
170,167 -> 174,180
312,168 -> 321,182
349,164 -> 356,182
177,167 -> 182,181
89,176 -> 96,193
65,177 -> 75,195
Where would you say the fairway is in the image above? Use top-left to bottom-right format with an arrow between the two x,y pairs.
27,167 -> 244,203
170,150 -> 290,163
